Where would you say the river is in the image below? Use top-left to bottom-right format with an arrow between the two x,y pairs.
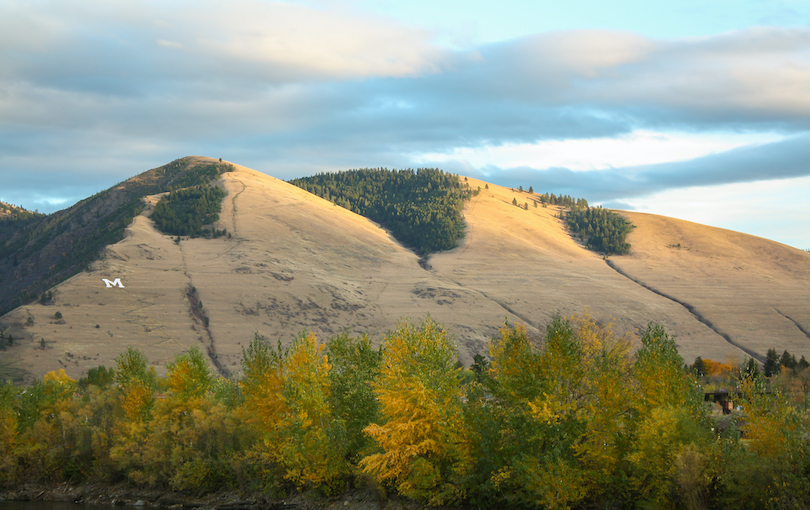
1,503 -> 120,510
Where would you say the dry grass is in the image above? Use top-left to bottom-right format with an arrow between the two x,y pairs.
2,160 -> 808,380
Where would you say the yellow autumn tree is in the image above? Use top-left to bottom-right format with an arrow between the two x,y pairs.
114,347 -> 157,422
628,323 -> 710,507
240,333 -> 288,429
137,347 -> 243,490
64,381 -> 122,481
361,316 -> 471,505
735,376 -> 810,508
566,315 -> 634,503
10,369 -> 78,482
0,382 -> 18,480
109,347 -> 157,481
240,332 -> 347,492
276,332 -> 347,491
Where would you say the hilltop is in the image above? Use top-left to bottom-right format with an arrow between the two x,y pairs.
1,157 -> 809,382
0,157 -> 233,316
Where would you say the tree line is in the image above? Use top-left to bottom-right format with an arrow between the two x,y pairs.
537,192 -> 589,209
289,168 -> 470,256
2,314 -> 809,509
565,205 -> 635,255
0,202 -> 43,223
511,186 -> 632,255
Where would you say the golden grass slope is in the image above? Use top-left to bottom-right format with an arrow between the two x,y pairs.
611,211 -> 810,363
2,158 -> 808,380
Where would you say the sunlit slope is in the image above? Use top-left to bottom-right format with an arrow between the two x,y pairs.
175,164 -> 561,373
430,179 -> 760,364
610,211 -> 810,361
3,160 -> 808,381
0,210 -> 206,382
0,161 -> 533,379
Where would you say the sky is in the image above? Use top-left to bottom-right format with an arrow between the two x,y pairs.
1,0 -> 809,250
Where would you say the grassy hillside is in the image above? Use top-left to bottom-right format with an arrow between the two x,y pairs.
0,157 -> 232,316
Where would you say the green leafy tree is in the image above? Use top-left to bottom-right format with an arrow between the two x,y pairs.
78,365 -> 116,391
629,324 -> 710,507
165,346 -> 214,400
473,315 -> 635,509
326,332 -> 382,460
11,370 -> 79,482
0,382 -> 19,478
692,356 -> 707,377
135,348 -> 242,490
109,348 -> 158,481
741,357 -> 761,379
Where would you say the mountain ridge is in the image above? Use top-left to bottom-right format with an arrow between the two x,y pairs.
1,157 -> 809,382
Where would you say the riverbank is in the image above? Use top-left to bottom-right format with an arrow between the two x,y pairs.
0,483 -> 420,510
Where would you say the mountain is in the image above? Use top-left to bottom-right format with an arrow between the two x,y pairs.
2,157 -> 809,382
0,157 -> 233,316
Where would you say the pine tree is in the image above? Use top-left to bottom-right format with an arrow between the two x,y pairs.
692,356 -> 707,377
764,348 -> 780,377
780,350 -> 797,371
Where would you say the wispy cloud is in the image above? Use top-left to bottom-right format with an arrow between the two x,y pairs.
444,134 -> 810,201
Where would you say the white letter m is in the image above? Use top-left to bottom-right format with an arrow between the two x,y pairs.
102,278 -> 125,288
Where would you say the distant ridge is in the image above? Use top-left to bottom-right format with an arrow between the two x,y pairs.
0,202 -> 42,221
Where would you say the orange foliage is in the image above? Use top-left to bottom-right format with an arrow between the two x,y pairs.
121,383 -> 154,422
702,358 -> 735,378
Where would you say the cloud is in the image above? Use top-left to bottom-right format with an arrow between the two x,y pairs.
416,27 -> 810,131
0,0 -> 447,90
453,134 -> 810,201
1,0 -> 810,228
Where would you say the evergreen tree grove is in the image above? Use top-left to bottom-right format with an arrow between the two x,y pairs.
289,168 -> 469,256
565,206 -> 634,255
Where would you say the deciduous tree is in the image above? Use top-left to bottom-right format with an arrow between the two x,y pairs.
361,317 -> 471,505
